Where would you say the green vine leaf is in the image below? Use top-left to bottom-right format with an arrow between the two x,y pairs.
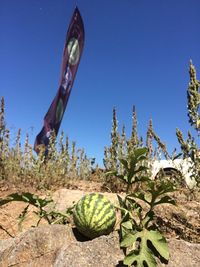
121,229 -> 169,267
0,192 -> 53,208
119,158 -> 129,170
142,210 -> 154,228
154,195 -> 176,206
18,204 -> 30,231
129,192 -> 151,205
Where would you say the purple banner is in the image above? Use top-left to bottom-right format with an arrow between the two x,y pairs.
34,7 -> 84,154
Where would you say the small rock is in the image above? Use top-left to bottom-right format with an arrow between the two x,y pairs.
0,225 -> 75,267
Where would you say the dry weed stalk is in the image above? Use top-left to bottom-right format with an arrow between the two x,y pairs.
0,97 -> 95,189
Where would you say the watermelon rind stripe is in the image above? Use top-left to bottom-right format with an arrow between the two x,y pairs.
93,210 -> 116,231
91,198 -> 109,220
93,202 -> 114,226
84,193 -> 95,225
75,199 -> 86,226
95,215 -> 116,232
74,211 -> 85,229
86,193 -> 99,225
82,193 -> 93,225
88,194 -> 103,226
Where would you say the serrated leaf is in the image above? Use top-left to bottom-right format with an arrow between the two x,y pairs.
124,249 -> 156,267
142,211 -> 154,228
130,192 -> 150,204
134,147 -> 148,158
121,220 -> 133,238
154,195 -> 176,206
18,204 -> 30,231
126,196 -> 143,212
0,192 -> 52,208
129,164 -> 137,180
123,229 -> 169,267
119,158 -> 129,170
121,221 -> 133,231
158,180 -> 176,194
117,195 -> 130,221
143,229 -> 169,260
147,230 -> 169,261
117,194 -> 125,209
120,232 -> 136,247
147,180 -> 176,201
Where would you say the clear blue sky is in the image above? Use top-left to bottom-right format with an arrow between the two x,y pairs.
1,0 -> 200,165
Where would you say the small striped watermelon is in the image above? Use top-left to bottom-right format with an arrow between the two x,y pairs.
73,193 -> 116,239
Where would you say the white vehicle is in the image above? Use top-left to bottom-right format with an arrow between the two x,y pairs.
151,158 -> 197,189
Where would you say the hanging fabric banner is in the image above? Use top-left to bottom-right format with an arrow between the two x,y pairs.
34,7 -> 84,154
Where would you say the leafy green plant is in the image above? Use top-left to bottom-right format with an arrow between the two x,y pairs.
107,147 -> 149,193
117,180 -> 176,267
0,192 -> 74,230
107,145 -> 176,266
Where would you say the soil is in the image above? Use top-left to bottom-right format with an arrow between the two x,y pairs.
0,180 -> 200,244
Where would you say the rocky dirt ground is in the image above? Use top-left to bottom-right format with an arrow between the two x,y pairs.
0,180 -> 200,266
